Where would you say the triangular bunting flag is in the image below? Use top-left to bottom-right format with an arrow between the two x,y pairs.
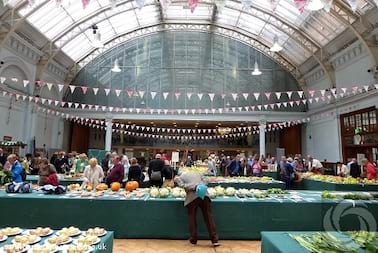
231,93 -> 238,101
188,0 -> 198,13
315,97 -> 320,102
242,93 -> 249,100
208,93 -> 215,102
197,93 -> 203,100
320,90 -> 326,97
0,77 -> 6,83
104,88 -> 111,96
150,91 -> 157,99
23,80 -> 29,87
127,90 -> 134,97
364,85 -> 369,92
138,91 -> 145,98
163,92 -> 169,100
375,84 -> 378,90
269,104 -> 275,109
341,88 -> 347,93
74,103 -> 80,109
175,92 -> 181,100
221,93 -> 226,99
81,86 -> 88,94
308,90 -> 315,97
257,105 -> 262,110
253,93 -> 260,100
69,85 -> 76,93
294,0 -> 306,13
187,92 -> 193,100
289,101 -> 294,107
263,105 -> 268,110
93,88 -> 99,95
298,91 -> 304,98
287,91 -> 293,99
115,89 -> 121,96
58,84 -> 64,92
275,92 -> 281,99
265,92 -> 271,100
283,102 -> 287,107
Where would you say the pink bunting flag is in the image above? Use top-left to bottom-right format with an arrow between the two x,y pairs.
23,80 -> 29,88
115,89 -> 121,97
82,0 -> 90,9
175,92 -> 181,100
58,84 -> 64,92
265,92 -> 271,100
163,92 -> 169,100
294,0 -> 306,13
308,90 -> 315,97
81,86 -> 88,94
127,90 -> 134,97
104,88 -> 111,96
188,0 -> 198,13
208,93 -> 215,101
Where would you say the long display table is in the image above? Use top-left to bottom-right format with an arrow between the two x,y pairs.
207,181 -> 285,189
0,190 -> 377,239
0,228 -> 113,253
261,231 -> 369,253
297,178 -> 378,192
26,175 -> 83,186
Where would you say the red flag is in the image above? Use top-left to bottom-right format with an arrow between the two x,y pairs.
82,0 -> 90,9
294,0 -> 307,13
188,0 -> 198,13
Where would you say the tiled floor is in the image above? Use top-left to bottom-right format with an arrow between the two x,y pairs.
113,239 -> 261,253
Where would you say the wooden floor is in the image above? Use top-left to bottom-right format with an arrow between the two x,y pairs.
113,239 -> 261,253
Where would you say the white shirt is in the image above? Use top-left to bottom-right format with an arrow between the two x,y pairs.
337,164 -> 349,176
308,159 -> 323,171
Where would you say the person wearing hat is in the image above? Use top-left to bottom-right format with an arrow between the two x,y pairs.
174,172 -> 219,247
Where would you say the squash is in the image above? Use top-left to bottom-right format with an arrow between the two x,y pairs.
85,185 -> 93,191
111,182 -> 121,192
125,181 -> 139,192
95,183 -> 108,191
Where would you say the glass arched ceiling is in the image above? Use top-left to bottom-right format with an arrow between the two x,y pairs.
6,0 -> 376,67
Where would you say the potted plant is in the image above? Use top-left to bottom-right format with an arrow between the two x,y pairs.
354,127 -> 363,144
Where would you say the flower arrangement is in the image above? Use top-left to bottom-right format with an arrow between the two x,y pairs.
354,127 -> 363,135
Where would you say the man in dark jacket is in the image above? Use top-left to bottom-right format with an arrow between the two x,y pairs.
226,155 -> 241,177
148,154 -> 165,187
0,148 -> 7,166
54,151 -> 69,174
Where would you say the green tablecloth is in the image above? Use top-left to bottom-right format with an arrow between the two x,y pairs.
0,229 -> 113,253
298,179 -> 378,191
0,190 -> 377,239
26,175 -> 83,186
207,180 -> 285,189
262,171 -> 279,180
261,232 -> 368,253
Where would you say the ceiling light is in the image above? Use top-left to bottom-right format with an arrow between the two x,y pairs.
252,61 -> 262,76
111,59 -> 121,72
270,35 -> 283,52
305,0 -> 324,11
90,25 -> 104,48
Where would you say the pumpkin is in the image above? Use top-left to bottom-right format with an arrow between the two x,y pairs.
125,181 -> 139,192
85,185 -> 93,191
95,183 -> 108,191
111,182 -> 121,192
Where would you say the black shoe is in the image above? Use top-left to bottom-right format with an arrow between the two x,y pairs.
189,239 -> 197,245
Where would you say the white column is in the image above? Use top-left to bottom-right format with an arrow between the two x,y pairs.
259,121 -> 266,158
105,119 -> 113,152
22,101 -> 36,154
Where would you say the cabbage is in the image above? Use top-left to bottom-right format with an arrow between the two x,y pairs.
180,191 -> 186,198
150,187 -> 159,198
159,188 -> 170,198
207,188 -> 217,198
171,187 -> 182,198
225,187 -> 236,196
214,186 -> 224,196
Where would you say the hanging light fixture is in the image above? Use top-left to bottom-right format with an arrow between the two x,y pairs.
252,61 -> 262,76
305,0 -> 324,11
270,35 -> 283,52
111,59 -> 121,72
90,25 -> 104,48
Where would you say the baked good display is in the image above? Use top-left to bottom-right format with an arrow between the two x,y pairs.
13,234 -> 40,244
76,235 -> 98,245
0,227 -> 23,236
30,243 -> 58,253
1,243 -> 28,253
58,226 -> 81,237
47,234 -> 71,245
66,243 -> 91,253
28,227 -> 52,237
85,227 -> 106,236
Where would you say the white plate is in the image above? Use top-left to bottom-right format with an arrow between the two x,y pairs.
12,236 -> 41,245
83,230 -> 107,237
0,235 -> 8,242
60,245 -> 93,253
46,237 -> 73,245
27,244 -> 60,253
24,229 -> 54,237
0,244 -> 30,253
73,237 -> 101,246
56,230 -> 81,237
0,228 -> 23,236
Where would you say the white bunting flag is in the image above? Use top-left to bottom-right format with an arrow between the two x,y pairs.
22,95 -> 27,101
253,93 -> 260,100
287,91 -> 293,99
184,109 -> 189,114
138,91 -> 145,98
136,108 -> 140,113
81,104 -> 86,109
242,93 -> 249,100
277,102 -> 281,108
197,93 -> 203,100
208,93 -> 215,101
264,104 -> 268,110
218,108 -> 223,114
58,84 -> 64,92
0,77 -> 6,83
221,93 -> 226,99
269,104 -> 275,109
298,91 -> 304,98
289,101 -> 294,107
283,102 -> 287,107
177,109 -> 182,114
150,91 -> 157,99
115,89 -> 122,97
93,88 -> 99,95
231,93 -> 238,101
205,109 -> 209,114
68,102 -> 73,108
275,92 -> 281,99
23,80 -> 29,88
41,98 -> 46,104
302,99 -> 307,104
95,105 -> 99,111
104,88 -> 111,96
74,103 -> 80,109
257,105 -> 262,110
308,98 -> 313,104
69,85 -> 76,93
244,106 -> 249,111
364,85 -> 369,92
375,84 -> 378,90
315,97 -> 320,103
163,92 -> 169,100
327,95 -> 331,100
187,92 -> 193,100
11,77 -> 18,82
341,88 -> 347,94
164,109 -> 168,114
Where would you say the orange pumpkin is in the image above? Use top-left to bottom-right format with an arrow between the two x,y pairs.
125,181 -> 139,192
111,182 -> 121,192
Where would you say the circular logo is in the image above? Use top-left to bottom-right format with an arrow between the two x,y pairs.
323,200 -> 377,232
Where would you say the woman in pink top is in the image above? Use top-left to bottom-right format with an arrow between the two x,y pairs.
363,159 -> 377,180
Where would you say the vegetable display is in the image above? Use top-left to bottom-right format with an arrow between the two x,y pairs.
302,173 -> 378,185
321,191 -> 372,200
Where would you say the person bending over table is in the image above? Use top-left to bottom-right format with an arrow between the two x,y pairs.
106,155 -> 124,186
148,154 -> 165,187
38,158 -> 59,186
83,158 -> 104,188
128,157 -> 144,186
174,172 -> 220,247
7,154 -> 24,183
